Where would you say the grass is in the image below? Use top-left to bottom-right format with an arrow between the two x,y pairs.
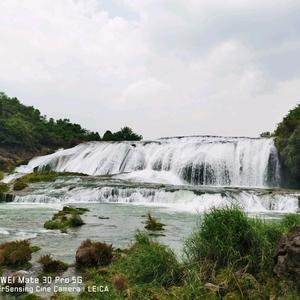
119,232 -> 181,287
0,182 -> 9,193
78,208 -> 300,299
12,170 -> 88,191
44,206 -> 88,232
13,180 -> 28,191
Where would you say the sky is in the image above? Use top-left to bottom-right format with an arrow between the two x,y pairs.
0,0 -> 300,139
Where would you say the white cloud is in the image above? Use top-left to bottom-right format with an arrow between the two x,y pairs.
0,0 -> 299,138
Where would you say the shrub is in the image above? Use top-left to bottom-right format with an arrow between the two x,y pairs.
0,171 -> 4,180
274,104 -> 300,187
248,219 -> 283,273
13,179 -> 28,191
0,182 -> 9,193
120,232 -> 181,286
281,213 -> 300,230
185,207 -> 256,269
44,206 -> 87,232
0,240 -> 32,267
76,240 -> 113,268
44,220 -> 65,230
144,213 -> 165,231
38,255 -> 68,274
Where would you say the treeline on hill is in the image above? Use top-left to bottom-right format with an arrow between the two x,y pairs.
274,104 -> 300,187
0,92 -> 142,150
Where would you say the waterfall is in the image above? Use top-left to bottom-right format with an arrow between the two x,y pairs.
14,136 -> 281,187
13,185 -> 299,213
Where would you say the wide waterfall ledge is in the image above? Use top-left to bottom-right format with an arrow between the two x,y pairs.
8,136 -> 281,188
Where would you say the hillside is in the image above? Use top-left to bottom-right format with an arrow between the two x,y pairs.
275,103 -> 300,187
0,92 -> 142,171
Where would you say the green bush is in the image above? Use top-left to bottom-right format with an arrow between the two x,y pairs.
275,104 -> 300,186
0,182 -> 9,193
44,206 -> 87,232
185,207 -> 256,268
13,179 -> 28,191
185,207 -> 288,274
120,232 -> 181,287
44,219 -> 65,230
280,213 -> 300,229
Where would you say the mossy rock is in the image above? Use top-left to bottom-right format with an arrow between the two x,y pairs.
13,180 -> 28,191
0,182 -> 9,193
44,206 -> 88,232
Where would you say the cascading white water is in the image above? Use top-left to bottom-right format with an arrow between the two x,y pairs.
13,185 -> 299,214
13,136 -> 280,187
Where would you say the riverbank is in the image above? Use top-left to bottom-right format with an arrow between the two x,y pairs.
0,207 -> 299,299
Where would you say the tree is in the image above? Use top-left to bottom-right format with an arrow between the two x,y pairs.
275,104 -> 300,187
102,130 -> 114,141
113,126 -> 143,141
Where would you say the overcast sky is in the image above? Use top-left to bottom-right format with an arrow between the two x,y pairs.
0,0 -> 300,139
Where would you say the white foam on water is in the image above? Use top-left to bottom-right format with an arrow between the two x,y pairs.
13,185 -> 299,214
0,228 -> 10,235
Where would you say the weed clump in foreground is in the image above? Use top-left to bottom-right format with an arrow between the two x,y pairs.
0,240 -> 32,268
120,232 -> 181,287
38,255 -> 68,275
76,240 -> 113,268
184,207 -> 300,298
44,206 -> 88,232
185,207 -> 258,268
144,213 -> 165,231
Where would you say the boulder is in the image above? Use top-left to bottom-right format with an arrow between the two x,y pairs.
274,226 -> 300,277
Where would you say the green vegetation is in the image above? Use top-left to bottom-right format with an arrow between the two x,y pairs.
50,293 -> 75,300
0,92 -> 142,172
144,213 -> 165,231
120,232 -> 181,286
30,245 -> 41,253
0,92 -> 101,149
102,127 -> 142,141
0,240 -> 33,268
13,180 -> 28,191
275,104 -> 300,187
0,92 -> 142,149
78,208 -> 300,299
76,240 -> 113,268
12,171 -> 88,191
0,182 -> 9,193
44,206 -> 88,232
38,254 -> 68,276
